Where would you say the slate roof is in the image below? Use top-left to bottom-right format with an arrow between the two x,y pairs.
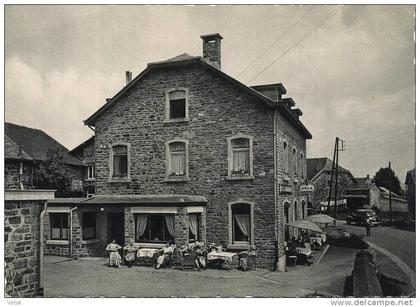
5,122 -> 84,166
84,53 -> 312,139
51,194 -> 208,206
5,135 -> 33,161
306,157 -> 352,181
347,177 -> 375,191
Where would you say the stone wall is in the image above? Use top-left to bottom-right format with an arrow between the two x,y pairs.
5,160 -> 33,190
274,109 -> 308,267
5,200 -> 42,297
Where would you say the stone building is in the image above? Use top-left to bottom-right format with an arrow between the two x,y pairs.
5,122 -> 85,196
306,157 -> 355,214
5,189 -> 55,297
344,176 -> 380,211
405,168 -> 415,221
45,33 -> 312,270
69,136 -> 96,195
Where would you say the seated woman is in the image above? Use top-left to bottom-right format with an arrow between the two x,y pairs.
123,239 -> 137,268
238,245 -> 257,271
193,243 -> 207,270
106,239 -> 122,268
156,242 -> 174,269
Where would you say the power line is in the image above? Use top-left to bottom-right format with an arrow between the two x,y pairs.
345,132 -> 415,150
346,125 -> 415,143
345,131 -> 415,148
235,6 -> 316,79
247,5 -> 346,84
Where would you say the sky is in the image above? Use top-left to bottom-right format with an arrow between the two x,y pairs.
5,5 -> 415,184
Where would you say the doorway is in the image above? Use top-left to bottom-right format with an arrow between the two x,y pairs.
107,212 -> 125,246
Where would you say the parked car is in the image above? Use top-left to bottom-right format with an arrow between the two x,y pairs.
346,209 -> 380,226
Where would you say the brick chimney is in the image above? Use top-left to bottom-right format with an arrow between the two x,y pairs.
200,33 -> 223,70
125,71 -> 132,84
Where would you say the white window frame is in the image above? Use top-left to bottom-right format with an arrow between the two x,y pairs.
109,142 -> 131,182
228,200 -> 255,250
165,138 -> 189,182
86,165 -> 95,180
227,134 -> 254,180
165,87 -> 189,123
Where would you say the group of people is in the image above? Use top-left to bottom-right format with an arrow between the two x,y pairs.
105,239 -> 256,271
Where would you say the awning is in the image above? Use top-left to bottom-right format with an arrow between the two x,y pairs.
82,194 -> 207,206
286,220 -> 323,233
305,214 -> 335,224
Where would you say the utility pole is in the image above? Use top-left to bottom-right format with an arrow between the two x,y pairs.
333,139 -> 345,219
389,161 -> 392,225
327,138 -> 338,215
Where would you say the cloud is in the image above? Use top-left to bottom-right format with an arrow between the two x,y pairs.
5,56 -> 124,149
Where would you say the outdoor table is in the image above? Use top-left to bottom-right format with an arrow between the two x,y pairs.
207,251 -> 237,261
137,248 -> 159,258
295,247 -> 312,257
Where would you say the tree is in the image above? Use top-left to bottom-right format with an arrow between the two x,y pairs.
34,148 -> 74,197
373,166 -> 403,196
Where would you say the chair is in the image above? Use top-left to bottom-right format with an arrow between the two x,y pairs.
174,249 -> 198,271
285,244 -> 297,266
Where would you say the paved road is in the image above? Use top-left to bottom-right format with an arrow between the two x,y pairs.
342,222 -> 416,272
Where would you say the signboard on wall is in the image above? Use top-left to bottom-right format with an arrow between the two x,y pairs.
300,183 -> 315,193
279,184 -> 293,195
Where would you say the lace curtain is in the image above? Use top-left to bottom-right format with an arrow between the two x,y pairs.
165,215 -> 176,238
135,214 -> 148,238
188,214 -> 198,237
234,214 -> 250,237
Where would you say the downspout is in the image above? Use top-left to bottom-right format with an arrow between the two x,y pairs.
273,109 -> 279,271
69,206 -> 78,258
39,201 -> 47,296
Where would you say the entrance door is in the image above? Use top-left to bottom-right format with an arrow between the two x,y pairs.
108,212 -> 125,246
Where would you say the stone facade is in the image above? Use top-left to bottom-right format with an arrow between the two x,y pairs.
69,137 -> 96,195
5,160 -> 34,190
5,200 -> 42,297
86,62 -> 309,269
312,171 -> 355,212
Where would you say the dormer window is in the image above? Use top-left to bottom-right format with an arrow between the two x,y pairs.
166,88 -> 189,122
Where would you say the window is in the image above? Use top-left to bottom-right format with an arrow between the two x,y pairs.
166,89 -> 189,121
284,202 -> 290,241
166,139 -> 189,181
301,200 -> 306,219
110,143 -> 130,181
283,141 -> 289,174
87,165 -> 95,180
227,135 -> 254,179
50,213 -> 69,240
300,152 -> 304,179
293,147 -> 298,175
135,214 -> 175,243
294,201 -> 298,221
82,212 -> 97,240
232,204 -> 251,244
188,214 -> 200,241
169,142 -> 186,176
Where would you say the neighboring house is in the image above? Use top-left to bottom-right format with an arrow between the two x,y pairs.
376,187 -> 409,223
405,168 -> 415,221
306,157 -> 355,213
45,33 -> 312,270
5,122 -> 85,195
344,176 -> 380,211
69,136 -> 96,196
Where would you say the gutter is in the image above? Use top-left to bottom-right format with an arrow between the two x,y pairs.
69,206 -> 78,258
38,201 -> 47,296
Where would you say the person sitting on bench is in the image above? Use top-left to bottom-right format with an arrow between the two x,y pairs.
156,242 -> 174,269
